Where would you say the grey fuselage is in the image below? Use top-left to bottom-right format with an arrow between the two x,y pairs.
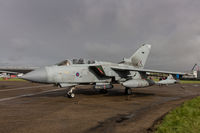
22,61 -> 146,88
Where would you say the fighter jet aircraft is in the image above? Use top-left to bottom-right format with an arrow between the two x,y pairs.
21,44 -> 185,98
157,75 -> 178,85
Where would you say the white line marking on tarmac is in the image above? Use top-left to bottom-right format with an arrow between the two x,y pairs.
0,85 -> 53,92
0,88 -> 66,102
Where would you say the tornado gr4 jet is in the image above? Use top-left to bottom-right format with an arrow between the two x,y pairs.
157,75 -> 178,85
21,44 -> 185,98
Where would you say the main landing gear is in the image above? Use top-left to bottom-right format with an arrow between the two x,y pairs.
99,89 -> 108,94
125,87 -> 132,95
66,86 -> 76,98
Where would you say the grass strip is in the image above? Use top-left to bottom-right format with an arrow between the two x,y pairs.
0,78 -> 26,81
155,96 -> 200,133
180,80 -> 200,84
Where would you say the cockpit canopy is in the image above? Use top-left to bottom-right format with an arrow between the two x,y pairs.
56,59 -> 96,66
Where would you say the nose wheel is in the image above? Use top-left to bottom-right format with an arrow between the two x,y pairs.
67,86 -> 76,98
67,92 -> 75,98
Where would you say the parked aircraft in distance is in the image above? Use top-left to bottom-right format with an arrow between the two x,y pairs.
157,75 -> 178,85
21,44 -> 185,98
0,70 -> 22,79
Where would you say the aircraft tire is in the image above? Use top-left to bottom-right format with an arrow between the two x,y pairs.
125,87 -> 132,95
99,89 -> 108,94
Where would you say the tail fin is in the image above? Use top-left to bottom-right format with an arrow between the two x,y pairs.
123,44 -> 151,68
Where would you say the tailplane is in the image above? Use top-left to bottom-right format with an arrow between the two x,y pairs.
122,44 -> 151,68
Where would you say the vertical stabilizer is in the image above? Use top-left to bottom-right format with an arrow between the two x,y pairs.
123,44 -> 151,68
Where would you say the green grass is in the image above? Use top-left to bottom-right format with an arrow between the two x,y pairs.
155,96 -> 200,133
153,78 -> 160,82
180,80 -> 200,84
0,78 -> 26,81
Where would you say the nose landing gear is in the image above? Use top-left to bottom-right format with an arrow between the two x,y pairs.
66,86 -> 76,98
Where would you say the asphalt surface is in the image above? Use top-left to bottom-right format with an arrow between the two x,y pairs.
0,81 -> 200,133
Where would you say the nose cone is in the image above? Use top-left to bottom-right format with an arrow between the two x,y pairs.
21,67 -> 48,83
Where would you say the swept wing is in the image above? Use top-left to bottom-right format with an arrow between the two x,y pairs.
111,66 -> 186,75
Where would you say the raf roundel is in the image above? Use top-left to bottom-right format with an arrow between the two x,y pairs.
76,72 -> 80,77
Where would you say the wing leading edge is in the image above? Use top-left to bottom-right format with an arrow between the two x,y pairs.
111,66 -> 186,76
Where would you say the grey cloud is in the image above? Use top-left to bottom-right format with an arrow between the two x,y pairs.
0,0 -> 200,71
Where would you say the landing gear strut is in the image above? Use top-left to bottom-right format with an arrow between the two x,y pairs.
125,87 -> 132,95
67,86 -> 76,98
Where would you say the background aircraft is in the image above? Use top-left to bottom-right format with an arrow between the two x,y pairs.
157,75 -> 178,85
0,66 -> 38,79
21,44 -> 185,98
0,67 -> 37,74
0,70 -> 22,79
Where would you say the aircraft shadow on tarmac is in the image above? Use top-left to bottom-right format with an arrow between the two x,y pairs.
30,88 -> 155,98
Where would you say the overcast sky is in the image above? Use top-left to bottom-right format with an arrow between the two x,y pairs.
0,0 -> 200,71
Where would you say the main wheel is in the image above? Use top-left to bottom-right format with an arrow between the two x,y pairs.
99,89 -> 108,94
125,87 -> 132,95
